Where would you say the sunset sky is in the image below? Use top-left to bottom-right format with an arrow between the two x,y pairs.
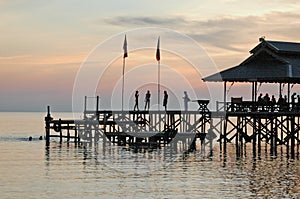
1,0 -> 300,112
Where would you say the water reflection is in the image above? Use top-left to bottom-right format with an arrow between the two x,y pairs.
44,141 -> 299,198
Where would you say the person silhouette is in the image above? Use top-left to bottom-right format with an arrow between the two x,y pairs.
144,90 -> 151,110
134,90 -> 139,111
257,93 -> 263,103
183,91 -> 190,111
163,91 -> 168,111
291,92 -> 296,110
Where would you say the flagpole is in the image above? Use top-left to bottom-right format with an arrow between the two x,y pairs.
122,57 -> 125,111
158,60 -> 160,111
156,36 -> 161,111
122,35 -> 128,111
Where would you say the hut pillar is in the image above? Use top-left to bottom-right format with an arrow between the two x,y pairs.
252,82 -> 255,102
84,96 -> 87,119
96,96 -> 100,119
279,83 -> 282,97
288,82 -> 291,104
222,81 -> 227,156
223,81 -> 227,111
254,82 -> 258,102
251,81 -> 258,102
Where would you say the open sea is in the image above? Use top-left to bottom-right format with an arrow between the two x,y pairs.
0,112 -> 299,199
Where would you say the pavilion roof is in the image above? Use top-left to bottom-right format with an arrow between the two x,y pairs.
203,38 -> 300,83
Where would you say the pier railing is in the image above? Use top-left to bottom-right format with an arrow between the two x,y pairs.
216,100 -> 299,113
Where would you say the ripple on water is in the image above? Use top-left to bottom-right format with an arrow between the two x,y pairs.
0,140 -> 299,198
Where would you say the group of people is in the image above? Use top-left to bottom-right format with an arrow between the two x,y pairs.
257,92 -> 300,110
133,90 -> 191,111
257,93 -> 300,104
133,90 -> 153,111
257,93 -> 276,104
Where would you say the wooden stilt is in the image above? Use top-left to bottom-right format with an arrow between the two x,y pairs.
253,116 -> 257,158
45,105 -> 52,146
291,116 -> 295,159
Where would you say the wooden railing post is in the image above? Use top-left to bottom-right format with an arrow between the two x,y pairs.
45,105 -> 53,146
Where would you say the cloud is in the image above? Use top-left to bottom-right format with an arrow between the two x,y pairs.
0,55 -> 30,60
105,16 -> 188,26
104,10 -> 300,54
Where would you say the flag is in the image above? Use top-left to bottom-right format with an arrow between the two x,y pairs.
123,35 -> 128,58
156,37 -> 160,61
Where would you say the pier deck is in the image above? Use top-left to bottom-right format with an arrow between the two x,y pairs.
45,100 -> 300,158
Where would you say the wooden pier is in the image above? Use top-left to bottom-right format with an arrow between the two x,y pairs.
45,97 -> 213,153
44,99 -> 300,158
216,101 -> 300,159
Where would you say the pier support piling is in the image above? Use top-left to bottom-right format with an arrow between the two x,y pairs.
45,106 -> 52,146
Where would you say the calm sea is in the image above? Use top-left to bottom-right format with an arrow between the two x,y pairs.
0,112 -> 299,199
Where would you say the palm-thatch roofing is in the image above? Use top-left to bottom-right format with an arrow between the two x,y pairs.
203,38 -> 300,83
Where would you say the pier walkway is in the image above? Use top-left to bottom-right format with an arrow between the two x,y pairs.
45,99 -> 300,158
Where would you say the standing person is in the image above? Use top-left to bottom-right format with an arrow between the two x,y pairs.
297,94 -> 300,111
278,94 -> 284,111
163,91 -> 168,111
284,95 -> 288,111
271,95 -> 276,104
257,93 -> 263,103
271,95 -> 276,112
291,92 -> 296,110
183,91 -> 190,111
263,93 -> 270,103
277,94 -> 284,104
134,90 -> 139,111
284,95 -> 288,103
144,90 -> 151,110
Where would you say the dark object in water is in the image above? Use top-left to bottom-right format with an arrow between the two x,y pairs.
39,136 -> 43,140
28,136 -> 32,141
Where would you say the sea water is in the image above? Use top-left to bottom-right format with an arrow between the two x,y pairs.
0,112 -> 299,199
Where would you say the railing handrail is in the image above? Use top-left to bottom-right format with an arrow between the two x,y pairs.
217,100 -> 297,113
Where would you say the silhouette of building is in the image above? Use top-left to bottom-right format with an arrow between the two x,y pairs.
202,38 -> 300,158
203,38 -> 300,102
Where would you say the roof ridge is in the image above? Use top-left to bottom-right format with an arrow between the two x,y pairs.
250,39 -> 300,54
266,40 -> 300,44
